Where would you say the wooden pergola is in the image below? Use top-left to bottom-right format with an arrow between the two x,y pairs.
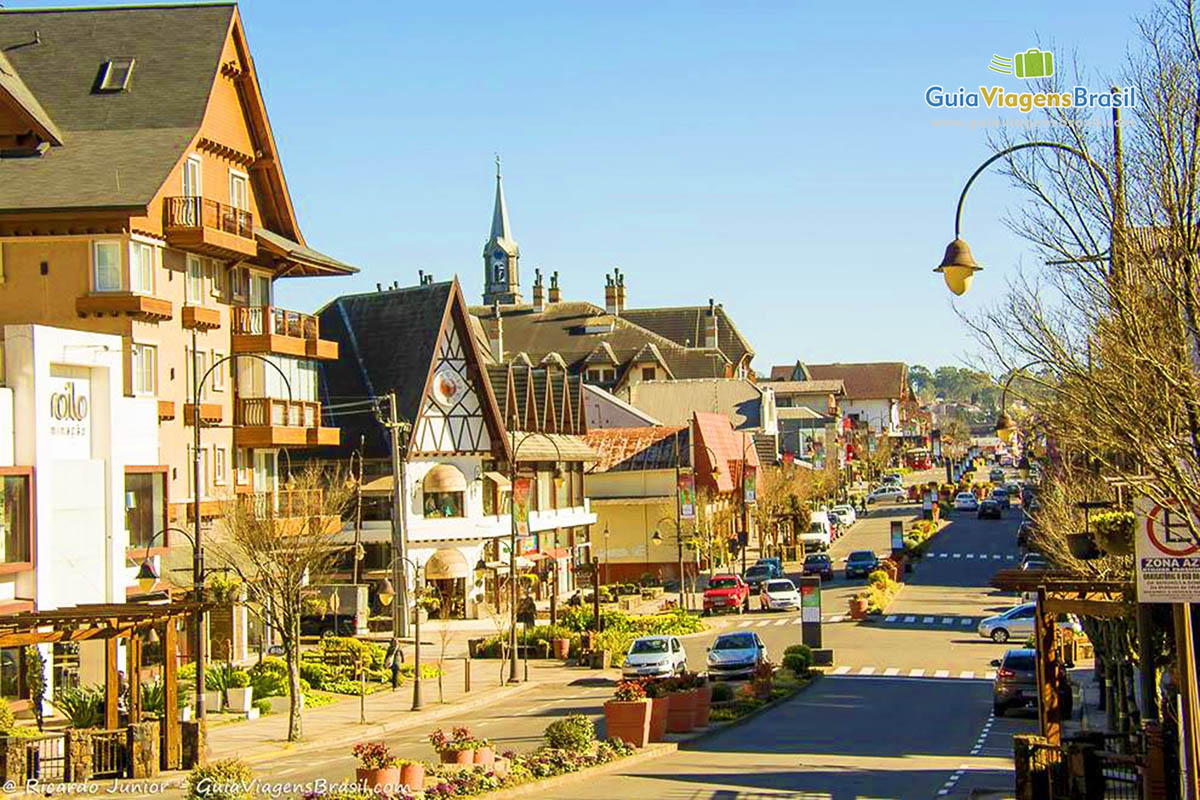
992,569 -> 1130,744
0,602 -> 204,765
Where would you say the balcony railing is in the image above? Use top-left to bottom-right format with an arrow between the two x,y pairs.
236,397 -> 321,429
164,196 -> 253,239
243,489 -> 323,518
232,306 -> 320,340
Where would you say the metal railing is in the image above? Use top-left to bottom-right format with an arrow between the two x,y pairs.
243,489 -> 323,518
89,729 -> 128,779
236,397 -> 320,429
164,196 -> 254,239
18,733 -> 65,783
232,305 -> 321,340
1028,741 -> 1068,798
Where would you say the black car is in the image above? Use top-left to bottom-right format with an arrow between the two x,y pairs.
844,550 -> 880,579
1017,520 -> 1034,549
802,553 -> 834,581
978,499 -> 1003,519
300,613 -> 356,638
743,563 -> 781,592
992,649 -> 1036,716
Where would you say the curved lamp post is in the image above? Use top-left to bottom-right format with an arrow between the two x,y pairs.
378,555 -> 424,711
650,517 -> 697,609
993,359 -> 1054,445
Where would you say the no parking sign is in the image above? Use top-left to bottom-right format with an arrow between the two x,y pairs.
1135,498 -> 1200,602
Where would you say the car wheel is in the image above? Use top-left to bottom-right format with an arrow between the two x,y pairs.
991,628 -> 1010,644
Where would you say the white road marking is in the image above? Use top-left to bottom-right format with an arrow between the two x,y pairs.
941,617 -> 954,625
885,615 -> 897,622
960,671 -> 975,680
773,619 -> 788,626
909,669 -> 925,677
953,553 -> 963,559
934,669 -> 950,678
737,621 -> 753,628
858,666 -> 876,675
985,671 -> 996,679
904,616 -> 916,623
833,666 -> 851,675
755,620 -> 770,627
923,616 -> 934,623
966,554 -> 975,559
993,554 -> 1002,560
883,667 -> 899,676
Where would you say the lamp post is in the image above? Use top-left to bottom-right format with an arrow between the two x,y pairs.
507,430 -> 563,684
378,556 -> 423,711
602,526 -> 610,587
651,519 -> 695,610
186,328 -> 293,719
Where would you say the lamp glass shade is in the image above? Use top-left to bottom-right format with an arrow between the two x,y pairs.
934,238 -> 982,296
994,412 -> 1018,444
378,578 -> 395,607
651,531 -> 663,545
145,627 -> 161,644
136,560 -> 159,594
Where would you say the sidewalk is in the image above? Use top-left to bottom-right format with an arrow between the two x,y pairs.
207,657 -> 586,763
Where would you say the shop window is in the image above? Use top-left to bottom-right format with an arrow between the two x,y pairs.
125,469 -> 166,550
554,463 -> 569,508
422,464 -> 465,519
424,492 -> 463,518
0,647 -> 22,699
641,367 -> 656,381
0,473 -> 31,564
52,643 -> 80,695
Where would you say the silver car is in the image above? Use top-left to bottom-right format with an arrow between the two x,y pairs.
977,602 -> 1083,644
621,635 -> 687,679
706,631 -> 767,680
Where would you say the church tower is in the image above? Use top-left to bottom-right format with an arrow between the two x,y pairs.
482,157 -> 523,306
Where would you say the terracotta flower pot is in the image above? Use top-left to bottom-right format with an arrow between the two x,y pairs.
356,766 -> 400,794
399,763 -> 425,792
604,698 -> 651,748
648,695 -> 669,742
439,748 -> 475,765
849,596 -> 869,620
667,689 -> 697,733
473,746 -> 495,766
552,638 -> 571,659
693,683 -> 712,728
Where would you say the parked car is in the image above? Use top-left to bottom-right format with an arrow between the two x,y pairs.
954,492 -> 980,511
621,635 -> 687,679
703,574 -> 750,615
799,512 -> 833,551
991,488 -> 1011,510
706,631 -> 768,680
844,550 -> 880,579
977,602 -> 1082,643
977,499 -> 1003,519
801,553 -> 834,581
991,648 -> 1037,716
744,562 -> 782,592
832,504 -> 858,526
300,613 -> 356,638
1005,480 -> 1023,496
754,557 -> 783,573
867,486 -> 907,504
989,468 -> 1006,482
1020,553 -> 1049,571
1017,520 -> 1034,549
759,578 -> 802,612
882,473 -> 903,486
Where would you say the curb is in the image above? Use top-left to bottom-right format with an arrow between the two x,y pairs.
683,673 -> 821,740
227,679 -> 543,765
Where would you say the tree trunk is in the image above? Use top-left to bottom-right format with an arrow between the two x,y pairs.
284,638 -> 304,741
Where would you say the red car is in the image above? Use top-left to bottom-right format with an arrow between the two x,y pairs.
703,574 -> 750,615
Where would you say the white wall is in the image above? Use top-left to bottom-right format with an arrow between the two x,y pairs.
842,399 -> 899,434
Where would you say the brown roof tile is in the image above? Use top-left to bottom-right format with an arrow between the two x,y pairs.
805,362 -> 908,401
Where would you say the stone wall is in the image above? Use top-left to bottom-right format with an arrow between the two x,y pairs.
181,720 -> 206,769
128,721 -> 159,779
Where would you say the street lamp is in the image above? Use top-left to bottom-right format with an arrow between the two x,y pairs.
377,554 -> 425,711
993,359 -> 1053,447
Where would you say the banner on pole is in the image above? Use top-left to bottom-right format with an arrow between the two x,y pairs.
743,464 -> 757,505
678,468 -> 696,519
513,476 -> 532,536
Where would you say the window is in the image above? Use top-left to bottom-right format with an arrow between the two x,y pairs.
603,369 -> 616,382
98,57 -> 135,92
229,170 -> 249,211
186,349 -> 209,400
554,463 -> 569,508
423,492 -> 463,518
182,155 -> 202,198
53,643 -> 80,695
235,448 -> 250,484
0,648 -> 22,699
185,255 -> 205,304
212,351 -> 226,391
131,343 -> 157,396
536,466 -> 554,511
210,262 -> 225,299
421,464 -> 465,518
129,241 -> 155,294
250,273 -> 271,306
641,367 -> 656,382
124,470 -> 165,550
214,447 -> 227,485
93,241 -> 122,292
238,356 -> 318,402
0,473 -> 31,564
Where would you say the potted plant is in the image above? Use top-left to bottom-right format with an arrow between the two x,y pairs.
225,670 -> 254,714
666,676 -> 697,733
690,672 -> 712,728
393,758 -> 424,793
848,594 -> 869,620
472,735 -> 495,767
752,660 -> 775,700
643,679 -> 670,742
604,680 -> 651,748
552,635 -> 571,660
428,727 -> 476,764
352,741 -> 400,794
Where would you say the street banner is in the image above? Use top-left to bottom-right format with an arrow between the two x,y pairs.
513,476 -> 532,536
1135,498 -> 1200,602
800,582 -> 821,623
678,468 -> 696,519
890,520 -> 904,553
743,464 -> 757,505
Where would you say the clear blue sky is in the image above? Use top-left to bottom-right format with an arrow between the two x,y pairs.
9,0 -> 1155,372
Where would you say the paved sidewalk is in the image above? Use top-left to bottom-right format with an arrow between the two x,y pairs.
208,657 -> 592,763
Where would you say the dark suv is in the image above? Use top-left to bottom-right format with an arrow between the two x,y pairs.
802,553 -> 834,581
844,550 -> 880,579
744,562 -> 781,592
991,649 -> 1036,716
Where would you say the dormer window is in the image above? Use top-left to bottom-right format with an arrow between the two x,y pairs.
98,58 -> 135,92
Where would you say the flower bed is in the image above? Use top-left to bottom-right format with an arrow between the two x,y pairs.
856,570 -> 902,615
707,667 -> 817,722
416,739 -> 636,798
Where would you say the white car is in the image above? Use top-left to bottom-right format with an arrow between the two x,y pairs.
759,578 -> 802,611
831,504 -> 857,526
977,603 -> 1083,643
621,635 -> 687,679
954,492 -> 980,511
867,486 -> 906,504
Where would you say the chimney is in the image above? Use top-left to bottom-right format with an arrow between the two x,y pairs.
604,272 -> 618,315
418,269 -> 425,284
490,302 -> 504,362
532,268 -> 545,312
548,271 -> 561,303
615,267 -> 626,313
703,298 -> 719,349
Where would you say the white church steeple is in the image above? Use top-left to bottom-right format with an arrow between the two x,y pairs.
482,156 -> 522,306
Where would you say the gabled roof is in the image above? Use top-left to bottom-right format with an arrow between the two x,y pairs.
769,379 -> 845,396
769,361 -> 812,382
584,426 -> 687,473
485,364 -> 586,436
805,362 -> 908,401
582,383 -> 661,429
693,411 -> 759,493
0,48 -> 63,145
621,304 -> 753,368
627,378 -> 763,431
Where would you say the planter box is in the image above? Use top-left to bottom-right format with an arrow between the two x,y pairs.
667,689 -> 697,733
473,746 -> 495,767
648,695 -> 669,742
225,687 -> 254,713
203,690 -> 224,712
356,766 -> 400,794
439,749 -> 475,765
604,699 -> 651,748
400,762 -> 425,792
693,684 -> 712,728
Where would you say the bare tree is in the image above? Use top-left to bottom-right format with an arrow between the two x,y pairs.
211,464 -> 351,741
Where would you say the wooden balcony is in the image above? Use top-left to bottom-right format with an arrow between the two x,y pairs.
241,489 -> 341,533
163,196 -> 257,260
232,305 -> 338,360
183,402 -> 223,425
233,397 -> 340,447
181,304 -> 221,331
157,400 -> 176,421
76,292 -> 172,322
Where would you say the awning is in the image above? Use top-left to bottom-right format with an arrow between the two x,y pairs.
512,433 -> 601,462
424,548 -> 470,580
255,227 -> 358,276
483,471 -> 511,489
423,464 -> 467,493
546,547 -> 570,560
361,475 -> 394,495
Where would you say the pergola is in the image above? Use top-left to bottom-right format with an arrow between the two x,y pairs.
0,601 -> 205,766
991,569 -> 1130,744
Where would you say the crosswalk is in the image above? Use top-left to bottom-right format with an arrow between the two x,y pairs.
830,666 -> 995,681
928,552 -> 1018,561
706,612 -> 983,628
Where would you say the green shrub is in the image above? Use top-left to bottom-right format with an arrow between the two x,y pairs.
299,662 -> 331,689
54,686 -> 102,728
249,670 -> 287,699
227,670 -> 250,689
249,656 -> 287,677
638,573 -> 656,587
710,682 -> 734,702
186,758 -> 253,800
252,698 -> 272,716
543,714 -> 595,752
782,644 -> 813,676
0,697 -> 15,734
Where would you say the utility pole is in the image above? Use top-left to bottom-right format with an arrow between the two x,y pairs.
352,435 -> 364,586
191,328 -> 206,720
673,431 -> 685,610
376,393 -> 410,639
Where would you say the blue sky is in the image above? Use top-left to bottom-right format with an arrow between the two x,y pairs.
10,0 -> 1155,372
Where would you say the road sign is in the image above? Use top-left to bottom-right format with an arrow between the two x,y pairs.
1135,498 -> 1200,602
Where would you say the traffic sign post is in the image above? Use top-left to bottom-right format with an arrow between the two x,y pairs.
1136,499 -> 1200,603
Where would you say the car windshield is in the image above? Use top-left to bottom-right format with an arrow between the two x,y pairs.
709,577 -> 738,589
629,639 -> 668,654
713,634 -> 756,651
808,522 -> 825,533
746,566 -> 771,577
765,580 -> 794,592
848,551 -> 875,561
957,494 -> 974,500
1003,653 -> 1036,671
804,556 -> 828,565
